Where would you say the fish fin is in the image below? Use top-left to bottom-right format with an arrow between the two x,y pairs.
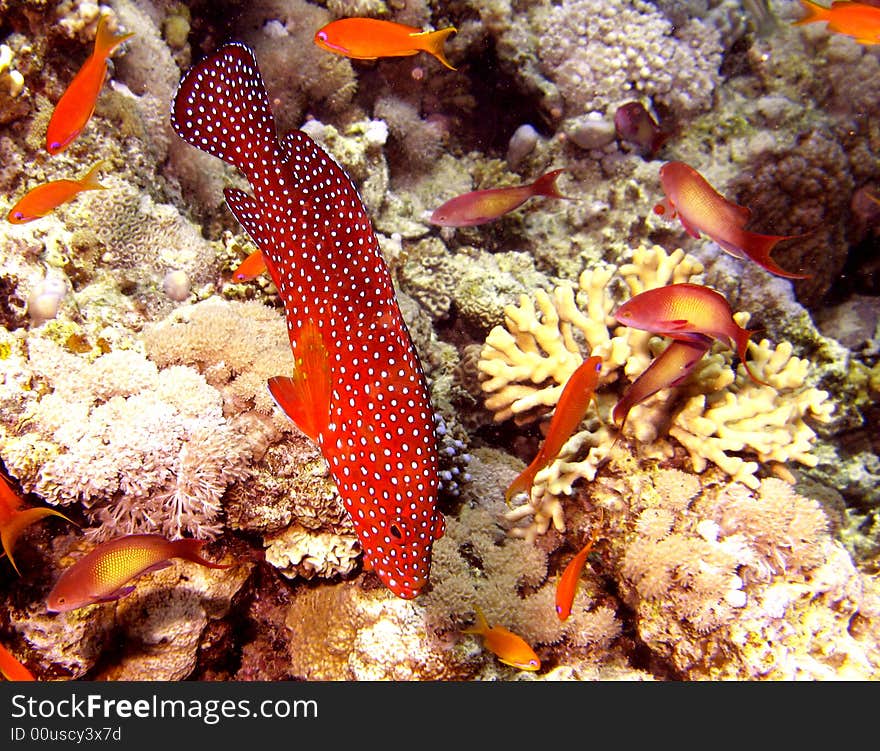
224,188 -> 273,249
267,319 -> 331,443
714,237 -> 748,260
141,561 -> 173,575
792,0 -> 828,25
738,230 -> 811,279
504,465 -> 538,507
410,27 -> 457,70
462,605 -> 489,636
679,214 -> 702,239
169,538 -> 233,569
432,513 -> 446,541
172,43 -> 279,172
657,318 -> 691,330
96,585 -> 136,603
78,161 -> 107,191
1,507 -> 76,576
732,327 -> 772,387
529,169 -> 568,199
93,14 -> 135,59
231,248 -> 267,281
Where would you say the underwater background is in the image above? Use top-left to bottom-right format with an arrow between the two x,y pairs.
0,0 -> 878,680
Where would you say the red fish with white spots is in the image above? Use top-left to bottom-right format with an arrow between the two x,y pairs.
172,43 -> 444,599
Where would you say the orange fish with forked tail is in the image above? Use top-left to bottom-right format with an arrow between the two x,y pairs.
654,161 -> 810,279
614,283 -> 769,387
314,18 -> 457,70
611,336 -> 713,434
555,510 -> 604,621
45,15 -> 134,155
430,169 -> 568,227
7,161 -> 106,224
462,605 -> 541,671
0,472 -> 75,575
794,0 -> 880,44
505,356 -> 602,506
0,641 -> 35,681
45,534 -> 232,612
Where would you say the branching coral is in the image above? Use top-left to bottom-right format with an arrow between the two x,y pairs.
478,245 -> 834,539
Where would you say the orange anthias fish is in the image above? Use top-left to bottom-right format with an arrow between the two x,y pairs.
654,161 -> 810,279
45,15 -> 134,155
611,336 -> 712,434
462,605 -> 541,671
0,642 -> 35,681
614,282 -> 769,387
45,534 -> 231,613
556,510 -> 603,621
172,43 -> 444,599
231,248 -> 267,282
794,0 -> 880,44
430,169 -> 567,227
0,472 -> 75,575
314,18 -> 457,70
7,161 -> 106,224
505,355 -> 602,505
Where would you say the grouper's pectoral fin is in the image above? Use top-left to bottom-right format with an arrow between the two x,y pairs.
268,319 -> 332,444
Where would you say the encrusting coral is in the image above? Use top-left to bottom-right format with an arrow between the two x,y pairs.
478,244 -> 834,540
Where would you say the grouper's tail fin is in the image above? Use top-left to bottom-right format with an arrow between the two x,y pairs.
172,42 -> 279,176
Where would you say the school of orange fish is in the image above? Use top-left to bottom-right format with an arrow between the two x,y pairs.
2,0 -> 876,679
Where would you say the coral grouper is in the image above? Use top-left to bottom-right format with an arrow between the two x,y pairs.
171,43 -> 444,599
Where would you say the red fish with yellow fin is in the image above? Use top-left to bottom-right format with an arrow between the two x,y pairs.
430,169 -> 567,227
172,43 -> 444,599
314,18 -> 457,70
614,283 -> 768,387
654,161 -> 809,279
45,534 -> 231,612
45,15 -> 134,155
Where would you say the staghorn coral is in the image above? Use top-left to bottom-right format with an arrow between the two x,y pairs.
603,466 -> 880,679
478,245 -> 833,539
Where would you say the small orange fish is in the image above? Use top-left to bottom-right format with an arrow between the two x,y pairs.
556,510 -> 603,621
46,15 -> 134,155
614,282 -> 768,387
314,18 -> 457,70
794,0 -> 880,44
505,355 -> 602,505
611,336 -> 712,434
7,161 -> 106,224
430,169 -> 567,227
0,472 -> 75,576
462,605 -> 541,671
0,641 -> 35,681
46,533 -> 232,613
231,248 -> 267,282
654,161 -> 810,279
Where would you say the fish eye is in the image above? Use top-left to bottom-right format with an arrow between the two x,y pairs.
12,212 -> 22,220
50,141 -> 61,151
57,597 -> 65,604
316,31 -> 327,41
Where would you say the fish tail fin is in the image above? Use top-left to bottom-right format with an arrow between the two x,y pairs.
530,169 -> 568,199
732,326 -> 772,388
462,605 -> 489,636
793,0 -> 828,25
1,507 -> 76,576
267,319 -> 332,444
79,160 -> 108,191
412,27 -> 457,70
504,466 -> 537,508
171,538 -> 233,569
93,14 -> 135,59
172,43 -> 279,176
740,230 -> 811,279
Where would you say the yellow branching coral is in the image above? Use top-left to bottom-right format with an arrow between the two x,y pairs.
478,244 -> 834,539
